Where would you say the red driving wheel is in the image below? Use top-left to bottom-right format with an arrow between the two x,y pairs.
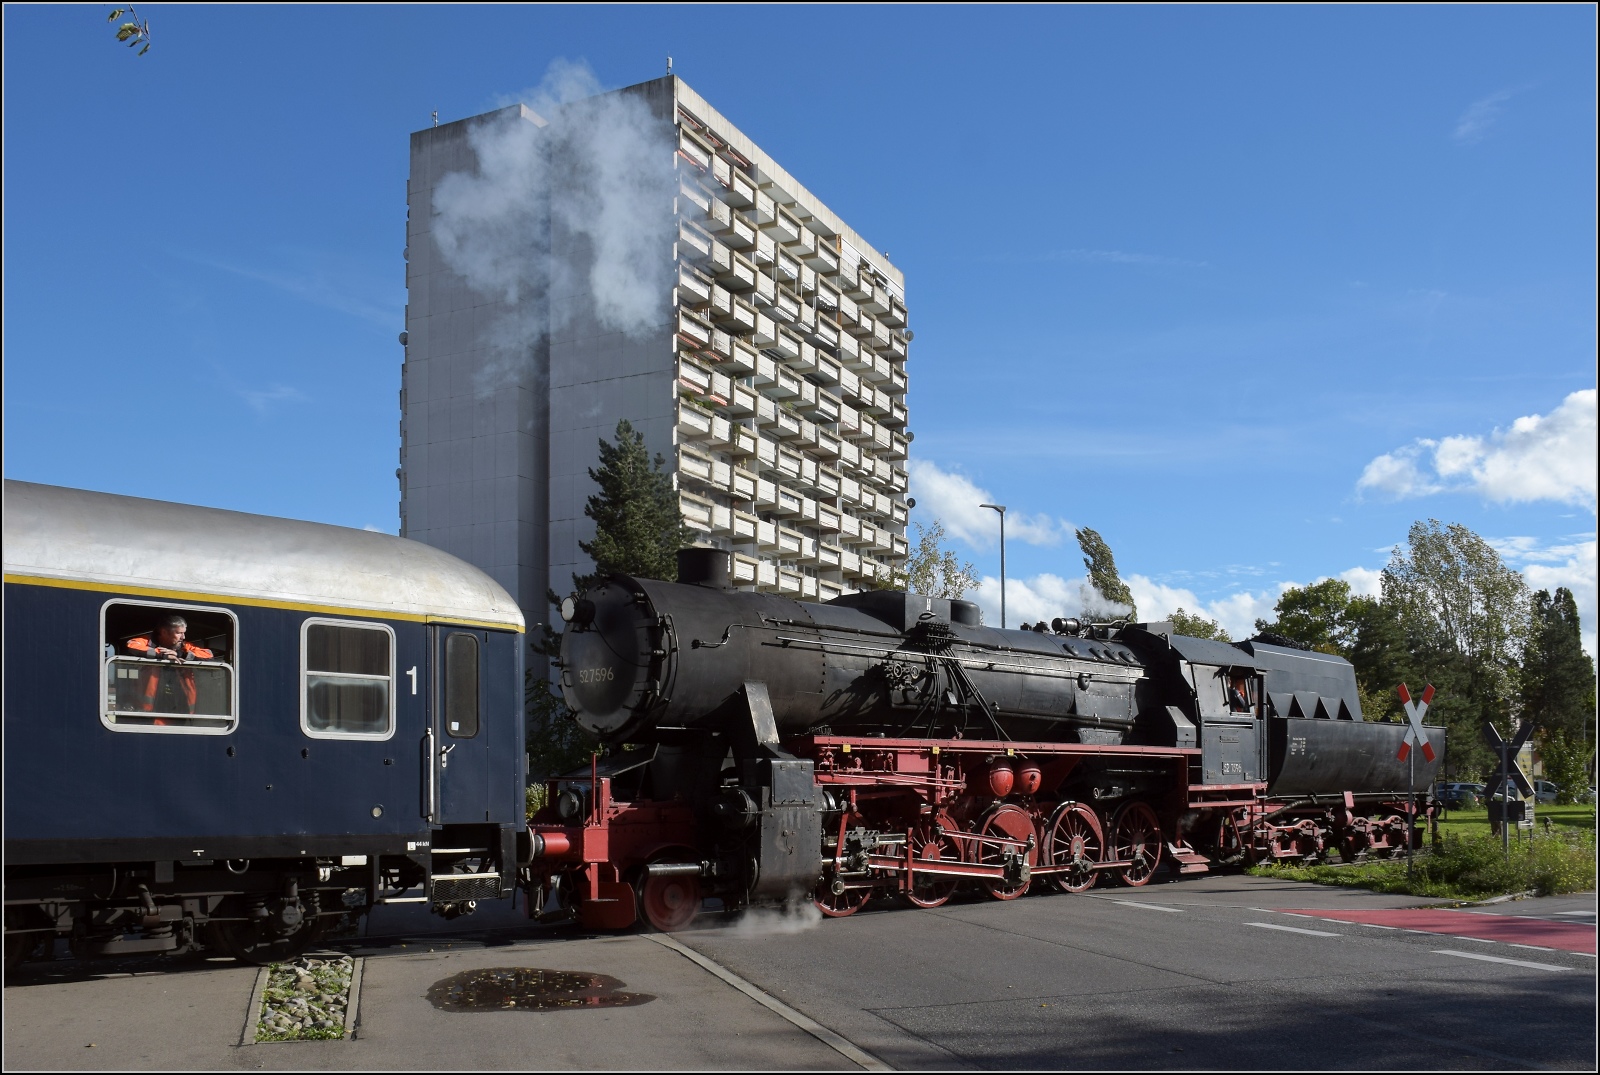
640,872 -> 701,932
978,804 -> 1038,900
906,820 -> 962,909
1044,801 -> 1103,894
1111,800 -> 1163,887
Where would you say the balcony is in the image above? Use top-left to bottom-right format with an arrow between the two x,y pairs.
726,216 -> 756,250
730,427 -> 759,459
756,518 -> 778,550
815,431 -> 841,460
819,579 -> 844,602
862,281 -> 888,316
775,252 -> 799,283
789,224 -> 816,258
679,491 -> 714,533
712,459 -> 733,492
800,574 -> 819,599
818,466 -> 842,498
708,285 -> 733,321
845,265 -> 873,302
837,367 -> 860,400
773,292 -> 800,325
838,440 -> 860,471
725,340 -> 757,375
811,320 -> 839,350
792,340 -> 819,375
838,513 -> 862,543
755,435 -> 777,469
772,368 -> 801,399
710,414 -> 733,447
727,172 -> 756,208
731,466 -> 756,501
837,405 -> 861,439
709,371 -> 732,405
840,549 -> 862,577
706,326 -> 732,362
732,510 -> 759,542
726,385 -> 757,417
757,559 -> 778,588
704,198 -> 733,234
677,312 -> 713,352
841,475 -> 860,504
797,264 -> 817,297
799,456 -> 818,488
886,366 -> 907,396
774,408 -> 802,440
677,403 -> 713,441
708,240 -> 732,276
806,242 -> 838,274
817,505 -> 841,533
776,447 -> 803,481
777,526 -> 803,557
818,541 -> 843,568
892,534 -> 909,559
754,232 -> 776,267
752,313 -> 777,348
884,433 -> 907,461
768,206 -> 801,244
892,500 -> 909,525
797,302 -> 815,333
797,421 -> 819,451
778,568 -> 802,595
726,253 -> 757,291
814,358 -> 842,388
888,332 -> 907,360
677,131 -> 711,171
718,297 -> 757,335
732,552 -> 758,586
754,273 -> 776,307
678,358 -> 711,396
886,401 -> 908,429
752,190 -> 776,225
711,154 -> 732,189
836,331 -> 863,367
882,298 -> 907,329
678,264 -> 712,305
677,220 -> 712,261
861,355 -> 890,384
677,448 -> 716,490
711,504 -> 732,534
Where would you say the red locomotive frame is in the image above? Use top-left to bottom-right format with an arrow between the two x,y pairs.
526,735 -> 1426,932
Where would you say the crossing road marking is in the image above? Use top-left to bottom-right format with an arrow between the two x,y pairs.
1433,949 -> 1571,972
1247,922 -> 1340,937
1102,899 -> 1184,913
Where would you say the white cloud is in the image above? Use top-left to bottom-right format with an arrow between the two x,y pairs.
1453,88 -> 1520,145
1339,565 -> 1383,598
907,458 -> 1070,548
1358,390 -> 1597,511
1492,535 -> 1598,657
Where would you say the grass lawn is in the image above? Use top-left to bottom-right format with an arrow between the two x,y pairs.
1434,803 -> 1596,839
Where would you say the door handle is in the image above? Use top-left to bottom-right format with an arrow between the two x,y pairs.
439,742 -> 456,769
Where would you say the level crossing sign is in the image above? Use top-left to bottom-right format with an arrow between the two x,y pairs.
1481,719 -> 1537,801
1395,683 -> 1436,763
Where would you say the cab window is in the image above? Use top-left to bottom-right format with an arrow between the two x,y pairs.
302,619 -> 395,739
443,632 -> 479,738
101,601 -> 237,733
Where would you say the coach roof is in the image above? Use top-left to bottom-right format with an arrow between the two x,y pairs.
2,480 -> 524,630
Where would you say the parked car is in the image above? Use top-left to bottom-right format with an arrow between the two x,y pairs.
1532,780 -> 1561,804
1435,782 -> 1482,809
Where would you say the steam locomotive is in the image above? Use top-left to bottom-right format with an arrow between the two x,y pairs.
527,548 -> 1445,930
3,480 -> 1444,964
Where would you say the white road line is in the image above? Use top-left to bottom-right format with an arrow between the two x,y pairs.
1550,910 -> 1596,916
1246,922 -> 1340,937
646,933 -> 891,1071
1105,900 -> 1184,913
1510,943 -> 1555,951
1574,952 -> 1597,958
1359,923 -> 1399,930
1432,949 -> 1571,972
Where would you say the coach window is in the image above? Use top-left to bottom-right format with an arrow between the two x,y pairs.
301,620 -> 395,740
443,632 -> 479,738
102,601 -> 237,733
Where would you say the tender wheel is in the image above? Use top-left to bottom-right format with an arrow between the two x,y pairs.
1044,802 -> 1103,894
813,873 -> 872,918
639,872 -> 701,932
1111,800 -> 1163,887
978,804 -> 1038,901
208,894 -> 325,965
906,822 -> 962,909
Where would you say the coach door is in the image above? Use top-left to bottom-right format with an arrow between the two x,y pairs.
430,625 -> 495,824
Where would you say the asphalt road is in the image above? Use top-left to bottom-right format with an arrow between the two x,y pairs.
3,874 -> 1594,1070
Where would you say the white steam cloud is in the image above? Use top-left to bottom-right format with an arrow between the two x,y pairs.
907,458 -> 1069,547
1357,390 -> 1597,511
430,60 -> 675,369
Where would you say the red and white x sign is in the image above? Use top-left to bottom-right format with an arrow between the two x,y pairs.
1396,683 -> 1436,763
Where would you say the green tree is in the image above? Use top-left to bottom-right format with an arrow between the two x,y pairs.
1346,596 -> 1417,722
1169,608 -> 1231,642
1255,578 -> 1359,655
577,419 -> 692,589
897,519 -> 979,599
107,7 -> 152,55
527,420 -> 690,781
1075,527 -> 1137,620
1382,519 -> 1530,779
1522,587 -> 1596,802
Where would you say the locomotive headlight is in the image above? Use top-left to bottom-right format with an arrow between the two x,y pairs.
559,596 -> 596,629
556,788 -> 586,820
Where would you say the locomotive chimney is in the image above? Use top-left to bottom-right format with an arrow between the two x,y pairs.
676,547 -> 732,590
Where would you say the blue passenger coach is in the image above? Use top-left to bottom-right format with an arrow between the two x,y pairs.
3,480 -> 526,964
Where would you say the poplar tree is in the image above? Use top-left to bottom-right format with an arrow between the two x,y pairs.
898,520 -> 979,599
1522,587 -> 1596,801
1075,527 -> 1137,620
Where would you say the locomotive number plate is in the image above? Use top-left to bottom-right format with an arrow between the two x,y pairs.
577,666 -> 616,684
1289,736 -> 1307,756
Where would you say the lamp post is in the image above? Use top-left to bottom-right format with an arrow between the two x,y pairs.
980,503 -> 1007,629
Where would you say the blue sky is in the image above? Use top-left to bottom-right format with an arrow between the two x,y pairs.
4,6 -> 1595,646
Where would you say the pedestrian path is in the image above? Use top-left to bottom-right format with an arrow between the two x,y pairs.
1273,907 -> 1596,954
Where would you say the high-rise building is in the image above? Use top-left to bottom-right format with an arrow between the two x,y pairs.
399,76 -> 911,627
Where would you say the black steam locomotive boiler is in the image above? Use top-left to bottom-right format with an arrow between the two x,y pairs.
528,549 -> 1445,931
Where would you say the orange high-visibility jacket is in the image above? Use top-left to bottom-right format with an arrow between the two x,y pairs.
125,637 -> 214,715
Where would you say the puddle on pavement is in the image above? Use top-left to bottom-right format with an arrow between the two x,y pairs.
426,968 -> 655,1011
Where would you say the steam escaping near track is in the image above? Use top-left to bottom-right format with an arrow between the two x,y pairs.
721,898 -> 823,938
431,60 -> 676,377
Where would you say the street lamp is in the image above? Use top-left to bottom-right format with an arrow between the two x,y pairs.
980,503 -> 1007,629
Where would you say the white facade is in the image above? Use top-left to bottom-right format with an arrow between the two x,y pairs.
401,76 -> 911,624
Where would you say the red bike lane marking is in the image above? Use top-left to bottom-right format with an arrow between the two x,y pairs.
1274,908 -> 1596,954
